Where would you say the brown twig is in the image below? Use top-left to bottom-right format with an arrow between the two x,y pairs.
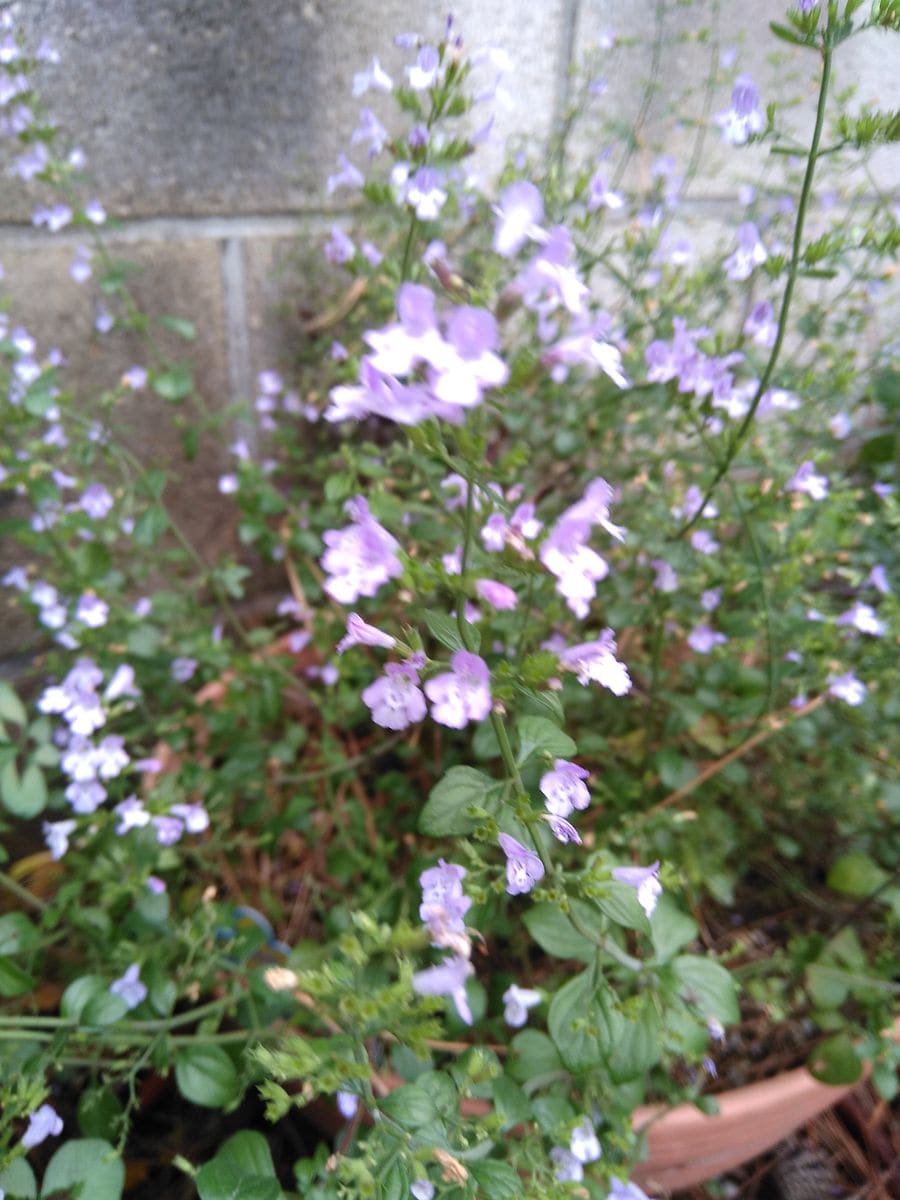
641,693 -> 829,819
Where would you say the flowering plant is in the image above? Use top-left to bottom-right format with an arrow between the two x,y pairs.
0,3 -> 898,1198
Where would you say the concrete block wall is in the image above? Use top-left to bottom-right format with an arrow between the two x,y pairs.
1,1 -> 897,660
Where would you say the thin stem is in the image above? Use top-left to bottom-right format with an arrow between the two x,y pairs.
0,869 -> 47,913
677,34 -> 835,538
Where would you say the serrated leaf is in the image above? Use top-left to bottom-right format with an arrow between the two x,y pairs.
516,715 -> 576,764
0,1156 -> 37,1199
808,1033 -> 863,1086
0,957 -> 35,997
423,610 -> 465,652
469,1160 -> 521,1199
509,1029 -> 562,1084
151,363 -> 193,402
159,315 -> 197,341
0,682 -> 27,726
491,1075 -> 531,1127
42,1139 -> 124,1200
548,972 -> 607,1071
523,900 -> 597,962
672,955 -> 739,1024
419,766 -> 496,836
175,1045 -> 240,1108
650,896 -> 698,962
0,912 -> 39,956
196,1131 -> 282,1200
827,852 -> 888,898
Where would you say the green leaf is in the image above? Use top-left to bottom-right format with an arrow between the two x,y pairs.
491,1075 -> 531,1127
0,681 -> 27,727
522,901 -> 597,962
81,990 -> 129,1027
769,20 -> 811,45
423,610 -> 466,652
808,1033 -> 863,1086
0,912 -> 39,956
0,1157 -> 37,1199
548,972 -> 607,1071
0,957 -> 35,997
672,955 -> 739,1024
0,761 -> 47,818
152,363 -> 194,402
469,1160 -> 521,1199
516,715 -> 576,765
378,1159 -> 410,1200
196,1131 -> 282,1200
133,504 -> 170,547
42,1139 -> 124,1200
650,896 -> 698,962
78,1086 -> 125,1141
608,998 -> 662,1081
806,964 -> 849,1009
419,766 -> 496,836
827,853 -> 888,898
175,1045 -> 240,1109
380,1078 -> 449,1129
595,882 -> 649,931
61,974 -> 108,1021
509,1029 -> 562,1084
323,472 -> 354,503
159,315 -> 197,341
127,624 -> 163,658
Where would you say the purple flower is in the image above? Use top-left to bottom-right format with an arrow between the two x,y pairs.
540,759 -> 590,817
744,300 -> 777,347
146,875 -> 167,895
724,223 -> 768,281
688,624 -> 728,654
475,578 -> 517,611
324,224 -> 355,265
587,171 -> 625,212
691,530 -> 720,555
114,796 -> 151,835
405,166 -> 447,220
79,482 -> 114,519
321,496 -> 403,604
110,963 -> 147,1010
701,588 -> 722,612
44,819 -> 77,860
352,55 -> 393,97
65,779 -> 106,814
786,461 -> 829,501
407,44 -> 440,90
171,656 -> 198,683
837,601 -> 885,637
651,558 -> 679,593
431,305 -> 509,409
84,199 -> 106,225
419,859 -> 471,946
608,1178 -> 651,1200
551,1148 -> 583,1183
336,612 -> 397,654
326,152 -> 364,196
152,815 -> 185,846
362,662 -> 426,730
827,671 -> 867,706
351,106 -> 389,156
424,651 -> 492,729
70,244 -> 92,283
716,75 -> 764,145
612,861 -> 662,918
76,592 -> 109,629
170,803 -> 210,834
542,813 -> 582,844
336,1091 -> 359,1120
21,1103 -> 63,1149
828,411 -> 852,440
570,1117 -> 602,1164
411,1181 -> 435,1200
866,564 -> 890,595
503,983 -> 542,1027
498,833 -> 545,896
411,954 -> 474,1024
558,630 -> 631,696
493,181 -> 544,257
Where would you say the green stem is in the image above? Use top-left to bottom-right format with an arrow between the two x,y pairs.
677,34 -> 835,537
0,870 -> 47,913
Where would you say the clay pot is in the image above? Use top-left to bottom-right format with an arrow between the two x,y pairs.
629,1065 -> 862,1191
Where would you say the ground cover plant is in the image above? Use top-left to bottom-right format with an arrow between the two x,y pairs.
0,2 -> 898,1197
